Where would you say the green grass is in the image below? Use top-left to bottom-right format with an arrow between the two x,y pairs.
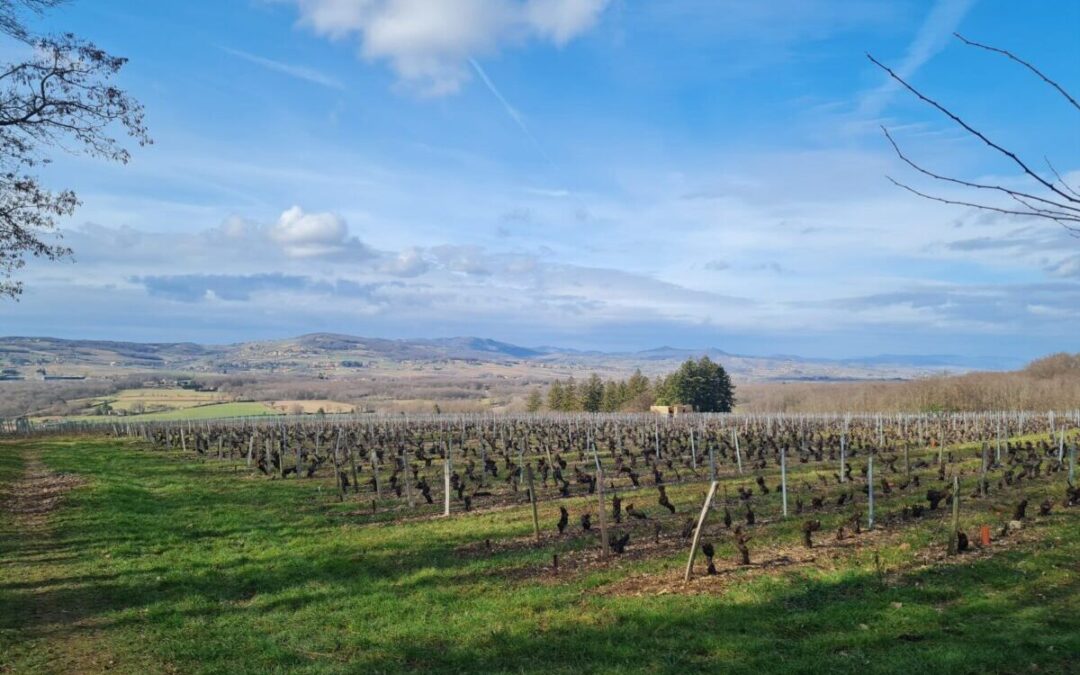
0,437 -> 1077,674
118,401 -> 278,421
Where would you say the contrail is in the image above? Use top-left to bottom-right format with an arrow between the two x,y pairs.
468,57 -> 554,167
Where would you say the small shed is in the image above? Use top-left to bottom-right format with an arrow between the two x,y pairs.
650,404 -> 694,417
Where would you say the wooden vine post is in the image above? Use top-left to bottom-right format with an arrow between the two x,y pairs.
526,464 -> 540,543
402,447 -> 414,508
443,454 -> 451,517
839,433 -> 846,483
780,445 -> 788,517
370,449 -> 382,499
348,441 -> 359,494
949,474 -> 961,555
684,480 -> 719,582
331,429 -> 344,502
980,442 -> 989,498
588,437 -> 609,557
733,429 -> 743,474
867,453 -> 875,530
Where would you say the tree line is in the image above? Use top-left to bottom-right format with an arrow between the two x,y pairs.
528,357 -> 735,413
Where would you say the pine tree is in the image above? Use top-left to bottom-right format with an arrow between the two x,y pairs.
525,388 -> 544,412
582,373 -> 604,412
563,377 -> 581,412
546,380 -> 565,411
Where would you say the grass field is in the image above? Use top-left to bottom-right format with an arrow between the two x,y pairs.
0,436 -> 1077,674
110,401 -> 279,421
90,388 -> 231,412
46,401 -> 280,423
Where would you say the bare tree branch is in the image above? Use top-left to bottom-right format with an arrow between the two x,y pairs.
881,126 -> 1080,218
1045,156 -> 1080,200
885,176 -> 1080,236
954,32 -> 1080,112
866,53 -> 1078,206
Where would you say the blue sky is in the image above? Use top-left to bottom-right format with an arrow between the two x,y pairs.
2,0 -> 1078,359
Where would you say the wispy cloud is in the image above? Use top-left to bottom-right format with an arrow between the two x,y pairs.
222,46 -> 344,90
858,0 -> 977,117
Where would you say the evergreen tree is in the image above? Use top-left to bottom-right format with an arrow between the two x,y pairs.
626,369 -> 650,398
563,377 -> 581,411
600,379 -> 620,412
546,380 -> 565,411
525,388 -> 543,412
582,373 -> 604,412
663,356 -> 735,412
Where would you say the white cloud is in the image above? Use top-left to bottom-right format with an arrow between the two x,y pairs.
292,0 -> 610,95
379,246 -> 429,277
269,205 -> 350,257
525,0 -> 608,45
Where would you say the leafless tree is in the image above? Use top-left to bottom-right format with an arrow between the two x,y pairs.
0,0 -> 149,298
869,33 -> 1079,236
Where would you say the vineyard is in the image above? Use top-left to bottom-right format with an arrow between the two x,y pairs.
2,412 -> 1078,672
47,412 -> 1080,571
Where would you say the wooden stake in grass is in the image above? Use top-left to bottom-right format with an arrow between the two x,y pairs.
684,480 -> 719,582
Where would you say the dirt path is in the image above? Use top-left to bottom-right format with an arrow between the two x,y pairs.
0,452 -> 122,674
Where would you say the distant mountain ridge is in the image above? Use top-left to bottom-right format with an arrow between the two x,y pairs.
0,333 -> 1025,381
